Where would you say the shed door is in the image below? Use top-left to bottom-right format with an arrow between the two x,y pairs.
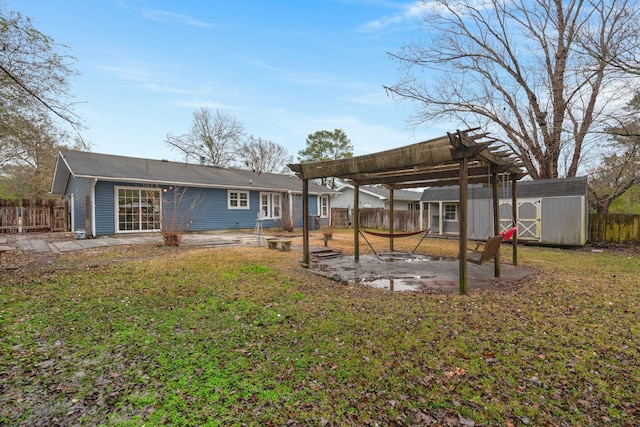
499,199 -> 541,241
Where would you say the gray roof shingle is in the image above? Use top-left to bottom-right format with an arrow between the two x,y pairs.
420,177 -> 588,201
52,150 -> 335,195
338,184 -> 422,201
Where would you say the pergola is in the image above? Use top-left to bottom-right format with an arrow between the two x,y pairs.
288,128 -> 528,295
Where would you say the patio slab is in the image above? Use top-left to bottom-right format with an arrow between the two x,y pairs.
310,252 -> 534,293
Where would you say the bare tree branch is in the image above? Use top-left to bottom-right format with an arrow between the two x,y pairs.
385,0 -> 640,179
165,107 -> 245,167
237,136 -> 292,174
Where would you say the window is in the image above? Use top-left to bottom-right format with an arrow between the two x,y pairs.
408,202 -> 418,210
259,192 -> 282,218
116,187 -> 161,233
228,190 -> 249,209
320,195 -> 329,217
444,203 -> 457,221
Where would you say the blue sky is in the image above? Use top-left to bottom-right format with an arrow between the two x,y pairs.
15,0 -> 451,161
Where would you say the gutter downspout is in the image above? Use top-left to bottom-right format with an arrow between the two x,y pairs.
70,193 -> 75,233
91,179 -> 97,237
288,190 -> 293,227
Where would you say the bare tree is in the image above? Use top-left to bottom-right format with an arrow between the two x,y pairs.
385,0 -> 640,180
237,135 -> 292,174
0,3 -> 85,198
579,0 -> 640,76
165,107 -> 244,167
0,113 -> 87,198
587,94 -> 640,213
0,4 -> 81,134
159,186 -> 202,246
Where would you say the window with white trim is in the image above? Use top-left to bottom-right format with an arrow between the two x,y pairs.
116,187 -> 161,233
259,192 -> 282,219
228,190 -> 249,209
444,203 -> 458,221
320,195 -> 329,217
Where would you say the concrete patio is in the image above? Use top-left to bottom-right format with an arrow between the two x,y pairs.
309,250 -> 535,293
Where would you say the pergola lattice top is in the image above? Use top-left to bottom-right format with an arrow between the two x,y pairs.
288,129 -> 527,188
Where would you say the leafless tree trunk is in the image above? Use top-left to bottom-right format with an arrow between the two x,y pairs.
385,0 -> 640,179
281,193 -> 302,232
165,107 -> 244,167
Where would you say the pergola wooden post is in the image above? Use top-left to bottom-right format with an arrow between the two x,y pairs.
491,172 -> 501,278
459,156 -> 468,295
354,184 -> 360,262
512,177 -> 518,266
302,179 -> 309,267
389,189 -> 394,252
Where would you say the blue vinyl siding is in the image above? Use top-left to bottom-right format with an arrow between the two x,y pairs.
95,181 -> 117,235
90,181 -> 321,235
64,176 -> 92,233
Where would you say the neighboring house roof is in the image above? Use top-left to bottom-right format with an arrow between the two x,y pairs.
51,150 -> 336,195
335,184 -> 422,202
420,176 -> 588,202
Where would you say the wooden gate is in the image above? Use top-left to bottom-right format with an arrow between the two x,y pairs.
0,200 -> 20,233
331,208 -> 349,228
0,199 -> 68,233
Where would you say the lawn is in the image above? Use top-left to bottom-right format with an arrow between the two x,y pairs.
1,231 -> 639,426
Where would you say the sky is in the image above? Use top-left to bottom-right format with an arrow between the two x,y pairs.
13,0 -> 453,162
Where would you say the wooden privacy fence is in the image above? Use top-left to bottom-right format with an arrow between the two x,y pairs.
330,208 -> 350,228
589,213 -> 640,244
0,199 -> 20,233
0,199 -> 68,233
331,207 -> 427,232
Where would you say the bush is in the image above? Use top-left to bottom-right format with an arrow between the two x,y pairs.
162,231 -> 183,247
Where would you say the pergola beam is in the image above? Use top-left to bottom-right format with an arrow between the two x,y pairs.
350,164 -> 516,187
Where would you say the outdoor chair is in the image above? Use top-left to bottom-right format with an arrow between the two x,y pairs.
466,235 -> 503,265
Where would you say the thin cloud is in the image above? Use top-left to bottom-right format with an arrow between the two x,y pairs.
97,61 -> 197,95
169,100 -> 233,110
240,56 -> 281,72
141,9 -> 214,28
339,88 -> 397,107
358,1 -> 428,32
97,64 -> 152,83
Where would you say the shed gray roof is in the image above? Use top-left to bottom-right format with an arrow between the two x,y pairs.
51,150 -> 336,195
420,176 -> 588,202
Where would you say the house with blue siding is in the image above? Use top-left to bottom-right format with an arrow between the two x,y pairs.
50,150 -> 335,237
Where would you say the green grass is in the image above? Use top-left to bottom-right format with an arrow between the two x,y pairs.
1,239 -> 639,426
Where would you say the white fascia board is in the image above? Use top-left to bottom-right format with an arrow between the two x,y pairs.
71,174 -> 331,195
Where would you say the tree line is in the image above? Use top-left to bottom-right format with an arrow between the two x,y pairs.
163,106 -> 353,186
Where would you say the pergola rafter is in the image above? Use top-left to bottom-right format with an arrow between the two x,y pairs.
288,129 -> 527,294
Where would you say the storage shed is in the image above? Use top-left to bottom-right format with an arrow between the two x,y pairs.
421,176 -> 588,246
